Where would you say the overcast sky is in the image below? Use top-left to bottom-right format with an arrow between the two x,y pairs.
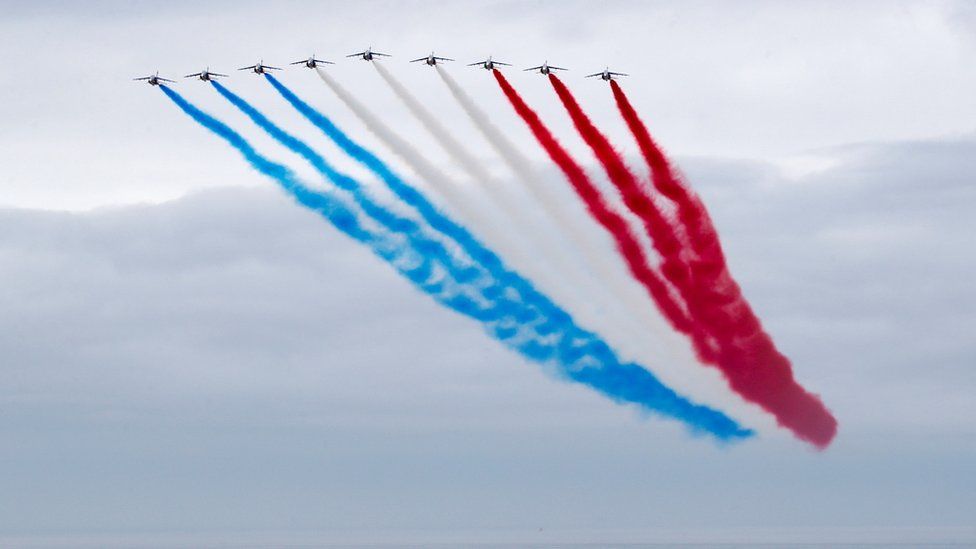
1,1 -> 974,546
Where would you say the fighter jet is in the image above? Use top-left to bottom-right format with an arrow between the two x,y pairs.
290,55 -> 334,69
346,47 -> 391,61
184,67 -> 228,82
133,71 -> 175,86
239,60 -> 281,75
524,61 -> 567,75
586,67 -> 629,81
467,56 -> 512,70
410,52 -> 454,66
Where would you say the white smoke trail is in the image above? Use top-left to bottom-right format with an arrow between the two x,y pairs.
434,66 -> 636,308
323,63 -> 576,303
375,62 -> 620,328
432,67 -> 665,354
435,66 -> 605,258
373,63 -> 495,192
315,66 -> 526,258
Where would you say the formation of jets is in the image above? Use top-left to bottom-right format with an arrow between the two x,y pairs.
136,49 -> 628,85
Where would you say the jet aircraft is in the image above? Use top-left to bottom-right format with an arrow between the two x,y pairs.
467,56 -> 511,70
410,52 -> 454,66
184,67 -> 228,81
346,47 -> 391,61
585,67 -> 629,81
524,61 -> 568,75
133,71 -> 175,86
290,55 -> 334,69
239,60 -> 281,75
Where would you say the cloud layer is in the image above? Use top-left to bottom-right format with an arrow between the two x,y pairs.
1,134 -> 973,542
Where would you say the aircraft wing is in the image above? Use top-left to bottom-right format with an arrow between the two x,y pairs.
494,61 -> 512,66
467,61 -> 485,66
159,77 -> 176,83
265,65 -> 282,70
184,73 -> 202,78
238,65 -> 257,71
211,72 -> 229,77
372,51 -> 392,57
290,60 -> 307,65
609,71 -> 629,77
524,65 -> 543,71
434,56 -> 454,62
549,65 -> 568,71
585,73 -> 602,78
313,59 -> 334,64
346,52 -> 366,58
133,76 -> 151,81
409,57 -> 427,63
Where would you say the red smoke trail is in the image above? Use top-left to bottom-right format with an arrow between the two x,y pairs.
492,69 -> 719,364
548,74 -> 700,333
603,79 -> 837,448
609,79 -> 744,336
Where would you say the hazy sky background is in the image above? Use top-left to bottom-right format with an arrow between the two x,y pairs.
0,1 -> 974,546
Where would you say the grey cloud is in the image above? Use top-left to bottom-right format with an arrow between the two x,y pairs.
0,134 -> 974,541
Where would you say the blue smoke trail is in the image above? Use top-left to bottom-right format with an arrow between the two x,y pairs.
265,75 -> 570,331
160,85 -> 528,339
210,81 -> 533,329
160,84 -> 752,440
